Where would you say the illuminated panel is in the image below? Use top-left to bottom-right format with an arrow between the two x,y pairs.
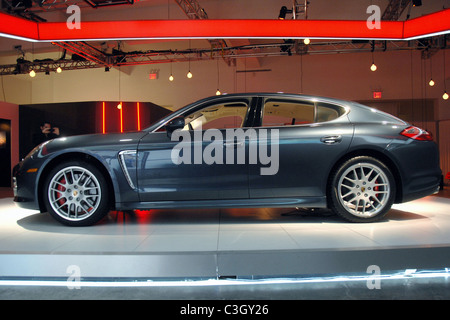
36,19 -> 405,41
137,102 -> 141,131
102,102 -> 106,134
120,102 -> 123,133
0,13 -> 39,40
403,9 -> 450,39
0,10 -> 448,41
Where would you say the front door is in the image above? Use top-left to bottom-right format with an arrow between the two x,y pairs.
137,97 -> 255,202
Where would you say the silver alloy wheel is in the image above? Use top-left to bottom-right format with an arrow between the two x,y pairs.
337,162 -> 390,218
48,166 -> 102,221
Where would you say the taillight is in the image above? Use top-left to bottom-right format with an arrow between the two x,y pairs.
400,126 -> 433,141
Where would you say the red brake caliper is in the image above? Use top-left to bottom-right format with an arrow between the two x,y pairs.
56,177 -> 66,206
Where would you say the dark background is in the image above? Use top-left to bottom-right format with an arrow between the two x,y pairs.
19,101 -> 171,159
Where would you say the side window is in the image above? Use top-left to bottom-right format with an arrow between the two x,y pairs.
262,100 -> 314,127
316,103 -> 343,122
183,101 -> 249,130
261,99 -> 345,127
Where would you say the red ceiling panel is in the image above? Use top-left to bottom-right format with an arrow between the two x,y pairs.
0,9 -> 448,42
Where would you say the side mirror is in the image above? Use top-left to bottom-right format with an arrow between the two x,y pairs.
165,117 -> 185,137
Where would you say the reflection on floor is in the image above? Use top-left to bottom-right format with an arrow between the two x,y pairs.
0,186 -> 449,299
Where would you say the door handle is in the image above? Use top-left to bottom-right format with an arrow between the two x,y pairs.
320,135 -> 342,145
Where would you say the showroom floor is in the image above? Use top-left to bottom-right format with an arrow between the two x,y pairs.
0,186 -> 450,300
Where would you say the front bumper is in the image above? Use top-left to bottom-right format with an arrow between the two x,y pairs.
12,160 -> 43,211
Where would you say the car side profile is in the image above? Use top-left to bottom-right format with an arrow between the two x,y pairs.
13,93 -> 441,226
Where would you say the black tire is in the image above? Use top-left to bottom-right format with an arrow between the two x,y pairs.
43,161 -> 110,226
328,156 -> 395,223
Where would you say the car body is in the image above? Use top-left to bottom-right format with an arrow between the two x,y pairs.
13,93 -> 442,226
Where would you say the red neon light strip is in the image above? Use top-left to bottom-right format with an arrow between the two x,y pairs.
137,102 -> 141,131
0,9 -> 448,41
120,102 -> 123,133
102,101 -> 106,134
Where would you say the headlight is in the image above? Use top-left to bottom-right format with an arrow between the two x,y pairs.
24,141 -> 50,160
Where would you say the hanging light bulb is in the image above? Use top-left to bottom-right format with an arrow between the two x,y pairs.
169,74 -> 174,81
443,91 -> 449,100
303,38 -> 310,45
117,102 -> 122,109
370,63 -> 377,72
56,66 -> 62,73
428,79 -> 435,86
187,71 -> 193,79
29,69 -> 36,77
216,89 -> 221,95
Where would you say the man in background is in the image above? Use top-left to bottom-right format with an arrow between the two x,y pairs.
32,121 -> 60,146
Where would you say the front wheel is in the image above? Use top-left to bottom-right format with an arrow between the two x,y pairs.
43,161 -> 110,226
329,156 -> 395,223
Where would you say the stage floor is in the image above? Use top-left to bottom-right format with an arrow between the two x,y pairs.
0,189 -> 449,281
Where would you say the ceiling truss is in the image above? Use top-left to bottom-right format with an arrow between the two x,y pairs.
1,37 -> 448,76
0,0 -> 448,76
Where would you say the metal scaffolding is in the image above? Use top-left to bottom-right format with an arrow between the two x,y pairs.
2,37 -> 448,76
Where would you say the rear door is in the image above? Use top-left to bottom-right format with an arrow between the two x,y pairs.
249,96 -> 354,199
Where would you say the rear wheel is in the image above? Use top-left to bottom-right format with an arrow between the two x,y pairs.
329,156 -> 395,222
43,161 -> 109,226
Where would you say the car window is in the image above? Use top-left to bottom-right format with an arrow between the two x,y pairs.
316,102 -> 343,122
262,100 -> 314,127
183,102 -> 249,130
262,99 -> 345,127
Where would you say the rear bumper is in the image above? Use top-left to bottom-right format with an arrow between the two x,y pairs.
388,139 -> 442,203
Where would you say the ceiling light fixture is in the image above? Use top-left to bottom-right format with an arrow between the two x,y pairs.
303,38 -> 310,45
278,6 -> 292,20
370,41 -> 377,72
29,69 -> 36,77
187,40 -> 193,79
428,57 -> 434,86
56,66 -> 62,73
216,59 -> 221,95
443,50 -> 448,100
169,61 -> 174,81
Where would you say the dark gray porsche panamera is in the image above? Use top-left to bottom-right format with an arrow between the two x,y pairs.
13,93 -> 441,226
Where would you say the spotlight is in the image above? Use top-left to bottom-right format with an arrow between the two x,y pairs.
412,0 -> 422,6
278,6 -> 292,19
